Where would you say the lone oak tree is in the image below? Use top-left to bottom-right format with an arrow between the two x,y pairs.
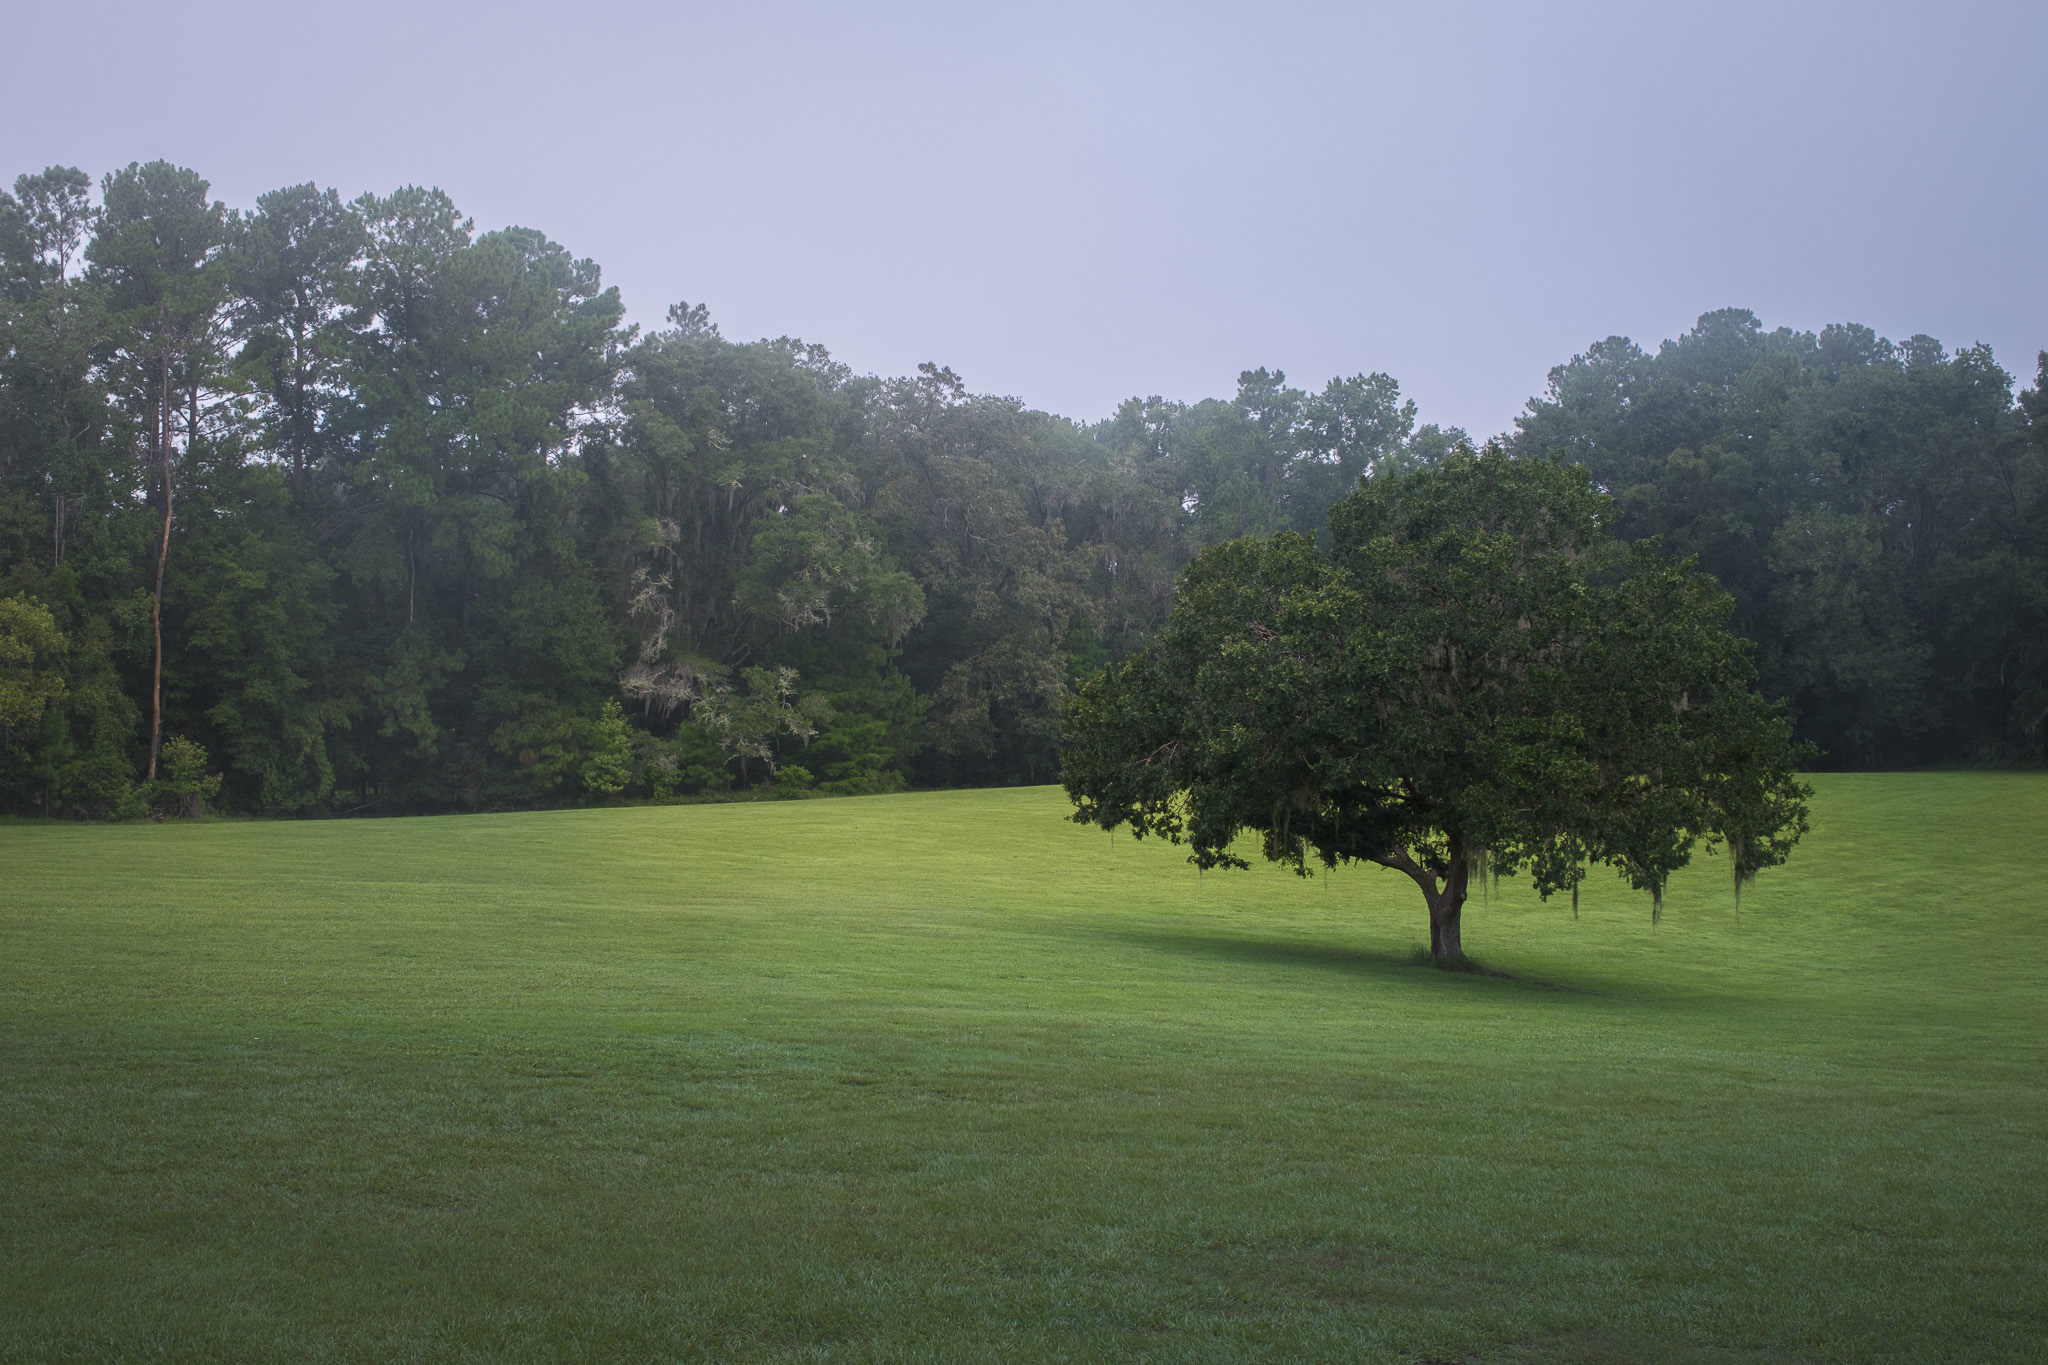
1061,449 -> 1810,961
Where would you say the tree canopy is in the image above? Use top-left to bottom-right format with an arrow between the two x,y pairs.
1513,310 -> 2047,767
1061,450 -> 1812,959
0,161 -> 2041,820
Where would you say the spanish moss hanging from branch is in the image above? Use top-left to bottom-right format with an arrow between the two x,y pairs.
1732,837 -> 1758,919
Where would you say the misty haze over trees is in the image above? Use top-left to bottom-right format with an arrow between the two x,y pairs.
2,162 -> 2044,816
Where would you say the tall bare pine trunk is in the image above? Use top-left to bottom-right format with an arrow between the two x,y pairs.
146,354 -> 172,780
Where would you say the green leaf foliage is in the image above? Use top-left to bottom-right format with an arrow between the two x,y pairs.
1061,449 -> 1813,957
1514,311 -> 2047,765
0,164 -> 2040,817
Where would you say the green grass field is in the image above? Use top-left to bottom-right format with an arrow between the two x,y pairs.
3,775 -> 2045,1363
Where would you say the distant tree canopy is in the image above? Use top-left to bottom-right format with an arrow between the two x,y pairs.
1512,309 -> 2048,767
0,162 -> 1461,816
0,164 -> 2042,818
1060,450 -> 1812,959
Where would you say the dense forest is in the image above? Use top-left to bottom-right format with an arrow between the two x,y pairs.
1,163 -> 2043,817
1512,312 -> 2047,768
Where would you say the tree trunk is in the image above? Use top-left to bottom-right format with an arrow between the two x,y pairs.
1428,838 -> 1469,961
1380,835 -> 1472,963
290,324 -> 307,494
146,357 -> 173,781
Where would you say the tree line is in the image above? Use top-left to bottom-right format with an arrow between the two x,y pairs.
1,162 -> 2042,817
1511,310 -> 2047,767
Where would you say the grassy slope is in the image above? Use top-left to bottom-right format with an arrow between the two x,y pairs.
1,774 -> 2044,1363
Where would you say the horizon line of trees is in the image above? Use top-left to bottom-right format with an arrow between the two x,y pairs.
1,161 -> 2043,818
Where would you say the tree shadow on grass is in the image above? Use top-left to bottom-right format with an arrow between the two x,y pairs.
1470,1330 -> 1804,1365
1093,928 -> 1608,996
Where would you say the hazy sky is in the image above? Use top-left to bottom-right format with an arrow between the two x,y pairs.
6,0 -> 2043,436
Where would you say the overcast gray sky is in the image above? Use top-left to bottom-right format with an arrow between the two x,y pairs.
6,0 -> 2043,436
